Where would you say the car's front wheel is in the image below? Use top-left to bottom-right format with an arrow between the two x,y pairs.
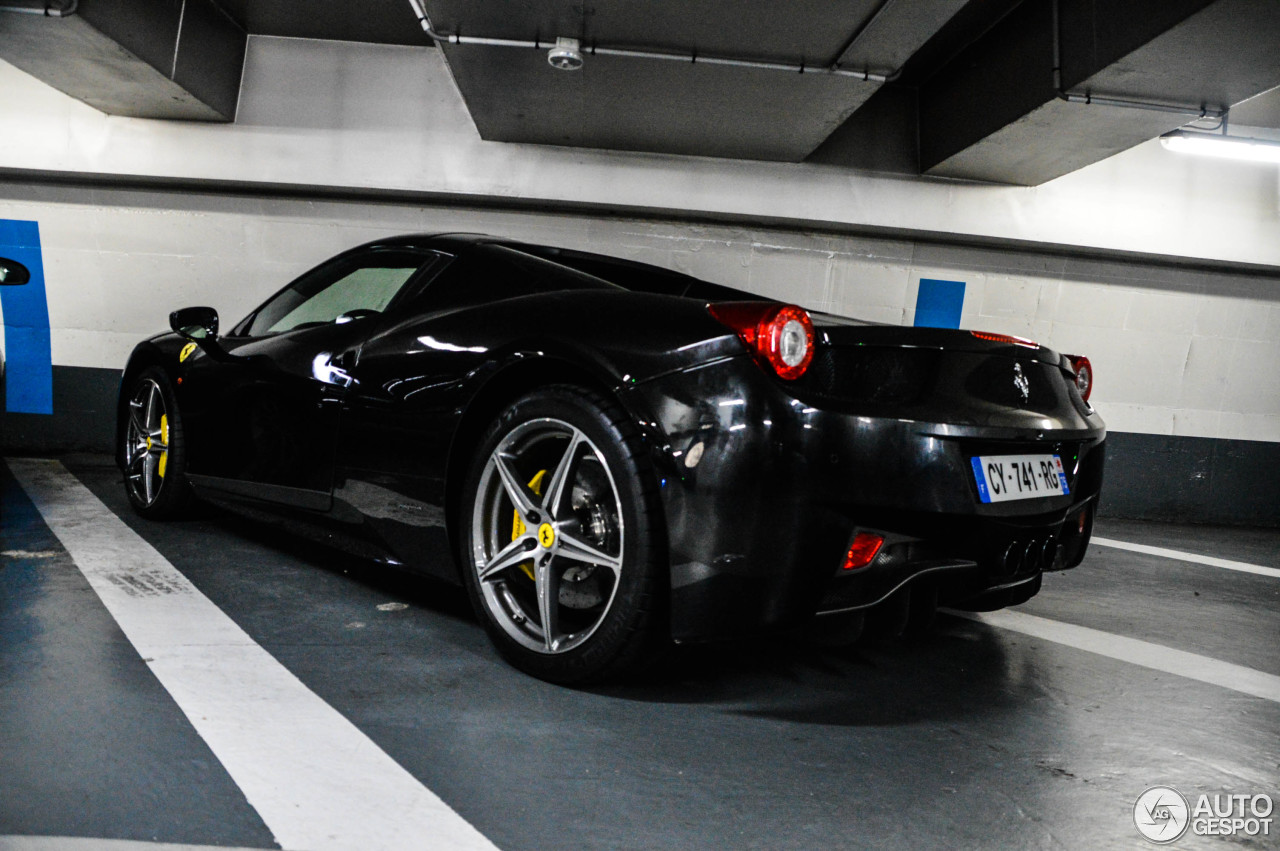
121,366 -> 192,519
460,385 -> 666,684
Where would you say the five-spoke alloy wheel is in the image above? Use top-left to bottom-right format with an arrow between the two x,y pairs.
122,366 -> 191,518
462,386 -> 664,683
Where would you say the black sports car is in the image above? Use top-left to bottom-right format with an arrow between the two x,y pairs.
117,234 -> 1105,682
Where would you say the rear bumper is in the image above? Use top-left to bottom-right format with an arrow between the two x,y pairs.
626,355 -> 1105,641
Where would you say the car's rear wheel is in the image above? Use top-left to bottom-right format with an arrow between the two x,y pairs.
122,366 -> 192,519
460,385 -> 666,684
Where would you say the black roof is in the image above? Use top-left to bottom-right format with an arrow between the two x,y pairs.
366,233 -> 756,302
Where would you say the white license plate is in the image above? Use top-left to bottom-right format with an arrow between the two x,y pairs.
971,454 -> 1069,503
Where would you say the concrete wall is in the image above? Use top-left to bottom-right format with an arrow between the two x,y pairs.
2,182 -> 1278,442
2,35 -> 1279,524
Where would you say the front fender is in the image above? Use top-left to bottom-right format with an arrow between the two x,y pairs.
115,335 -> 187,470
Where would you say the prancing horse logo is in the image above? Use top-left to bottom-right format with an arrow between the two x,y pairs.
1013,363 -> 1031,404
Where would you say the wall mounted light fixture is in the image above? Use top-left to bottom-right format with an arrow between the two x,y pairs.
1161,129 -> 1280,164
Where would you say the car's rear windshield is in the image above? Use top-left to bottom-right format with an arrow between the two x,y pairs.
482,244 -> 625,294
399,244 -> 625,315
508,244 -> 754,302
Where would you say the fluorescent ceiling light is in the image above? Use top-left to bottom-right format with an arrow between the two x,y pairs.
1161,129 -> 1280,164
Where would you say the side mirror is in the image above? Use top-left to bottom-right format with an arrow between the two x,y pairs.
170,306 -> 219,341
0,257 -> 31,286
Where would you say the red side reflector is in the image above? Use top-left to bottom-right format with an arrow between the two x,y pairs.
843,533 -> 884,570
970,330 -> 1039,348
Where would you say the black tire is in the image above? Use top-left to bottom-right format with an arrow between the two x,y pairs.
121,366 -> 193,519
459,385 -> 666,684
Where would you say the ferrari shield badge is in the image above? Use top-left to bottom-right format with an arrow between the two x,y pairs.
1013,362 -> 1030,404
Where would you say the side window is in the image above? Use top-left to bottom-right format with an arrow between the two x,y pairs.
405,245 -> 619,314
412,253 -> 537,313
242,250 -> 434,337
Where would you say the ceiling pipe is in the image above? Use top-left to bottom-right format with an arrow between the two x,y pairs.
0,0 -> 77,15
405,0 -> 900,83
1050,0 -> 1226,120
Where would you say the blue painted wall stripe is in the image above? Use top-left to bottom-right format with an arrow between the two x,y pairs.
914,278 -> 966,330
0,219 -> 53,415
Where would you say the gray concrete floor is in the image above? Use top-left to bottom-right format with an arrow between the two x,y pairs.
2,456 -> 1278,850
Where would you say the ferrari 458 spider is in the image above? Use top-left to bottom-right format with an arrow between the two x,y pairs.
117,234 -> 1105,682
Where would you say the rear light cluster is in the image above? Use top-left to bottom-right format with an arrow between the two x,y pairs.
708,302 -> 815,380
969,330 -> 1039,348
1065,354 -> 1093,402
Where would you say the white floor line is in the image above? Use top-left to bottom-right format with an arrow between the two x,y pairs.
0,837 -> 269,851
7,458 -> 498,851
954,609 -> 1280,704
1091,536 -> 1280,579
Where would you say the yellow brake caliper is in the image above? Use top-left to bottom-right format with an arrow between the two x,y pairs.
511,469 -> 547,580
158,414 -> 169,479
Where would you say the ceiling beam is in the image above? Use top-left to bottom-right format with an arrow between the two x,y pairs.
0,0 -> 246,121
919,0 -> 1280,184
421,0 -> 965,162
807,0 -> 1021,174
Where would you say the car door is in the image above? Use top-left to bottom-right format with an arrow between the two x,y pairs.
180,247 -> 442,511
332,246 -> 561,575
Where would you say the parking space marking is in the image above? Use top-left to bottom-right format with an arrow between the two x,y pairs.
1091,537 -> 1280,579
6,458 -> 499,851
0,837 -> 267,851
956,609 -> 1280,704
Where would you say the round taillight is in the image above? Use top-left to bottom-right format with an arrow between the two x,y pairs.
765,306 -> 815,379
708,302 -> 815,380
1066,354 -> 1093,402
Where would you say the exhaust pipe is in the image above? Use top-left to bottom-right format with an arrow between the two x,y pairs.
1039,539 -> 1058,571
999,538 -> 1058,575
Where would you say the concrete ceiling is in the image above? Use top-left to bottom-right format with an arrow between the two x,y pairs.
429,0 -> 969,161
216,0 -> 422,47
917,0 -> 1280,182
1230,85 -> 1280,130
4,0 -> 1280,185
